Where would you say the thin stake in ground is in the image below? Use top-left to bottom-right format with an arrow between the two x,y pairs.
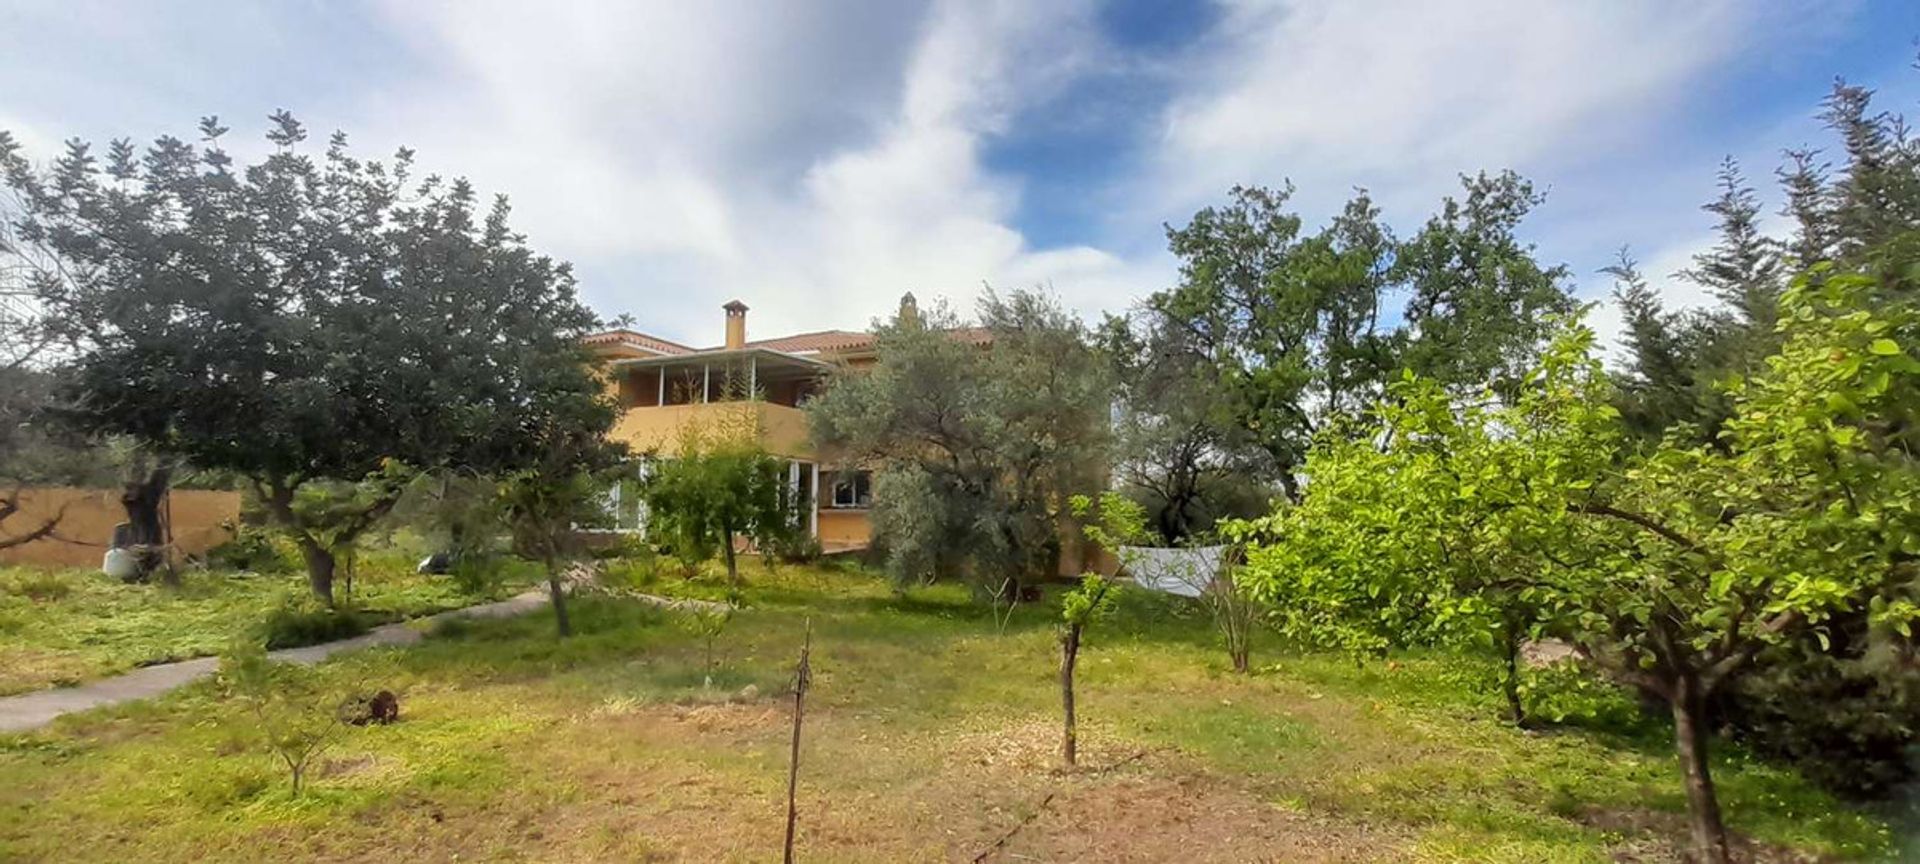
783,618 -> 813,864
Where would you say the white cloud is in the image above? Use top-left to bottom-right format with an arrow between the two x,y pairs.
350,0 -> 1155,345
0,0 -> 1860,358
1148,0 -> 1757,223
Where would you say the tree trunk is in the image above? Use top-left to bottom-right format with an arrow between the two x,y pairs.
722,528 -> 740,590
299,540 -> 337,606
1501,629 -> 1526,726
1060,624 -> 1082,767
547,565 -> 571,638
1671,672 -> 1731,864
121,467 -> 172,585
1230,640 -> 1250,675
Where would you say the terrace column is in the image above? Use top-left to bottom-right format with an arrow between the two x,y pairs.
703,363 -> 710,403
657,365 -> 665,405
810,463 -> 820,538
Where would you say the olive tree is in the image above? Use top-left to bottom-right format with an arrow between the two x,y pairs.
1,115 -> 606,604
808,289 -> 1110,595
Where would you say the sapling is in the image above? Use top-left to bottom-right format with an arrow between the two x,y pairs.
219,643 -> 348,796
678,606 -> 734,689
1057,573 -> 1116,768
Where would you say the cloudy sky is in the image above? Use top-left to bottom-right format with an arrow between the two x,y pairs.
3,0 -> 1918,351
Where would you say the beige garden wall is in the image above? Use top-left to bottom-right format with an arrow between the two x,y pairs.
0,487 -> 240,570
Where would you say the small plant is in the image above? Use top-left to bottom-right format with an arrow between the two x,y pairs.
219,643 -> 349,796
1202,548 -> 1262,674
258,601 -> 368,650
986,576 -> 1019,634
677,606 -> 734,689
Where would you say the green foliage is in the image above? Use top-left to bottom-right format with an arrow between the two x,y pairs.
257,601 -> 368,650
1128,172 -> 1573,507
207,525 -> 296,574
675,606 -> 734,688
217,642 -> 349,796
0,562 -> 1895,861
1059,573 -> 1117,629
639,424 -> 796,587
809,289 -> 1110,593
0,116 -> 611,605
1237,264 -> 1920,857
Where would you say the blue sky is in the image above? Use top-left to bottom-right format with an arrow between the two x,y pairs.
3,1 -> 1918,351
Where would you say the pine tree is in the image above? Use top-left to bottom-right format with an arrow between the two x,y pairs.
1777,148 -> 1836,268
1607,253 -> 1705,440
1681,158 -> 1783,332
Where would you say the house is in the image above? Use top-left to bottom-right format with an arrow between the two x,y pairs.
585,294 -> 975,552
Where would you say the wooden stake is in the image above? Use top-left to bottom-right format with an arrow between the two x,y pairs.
783,618 -> 813,864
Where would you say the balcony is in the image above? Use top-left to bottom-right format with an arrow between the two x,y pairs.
609,400 -> 816,459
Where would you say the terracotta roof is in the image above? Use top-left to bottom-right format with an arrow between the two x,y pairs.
587,325 -> 994,359
738,329 -> 875,354
581,329 -> 695,355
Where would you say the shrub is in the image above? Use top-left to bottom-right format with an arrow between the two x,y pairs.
763,531 -> 822,565
208,525 -> 294,573
1717,632 -> 1920,800
258,602 -> 369,650
448,555 -> 508,597
1,570 -> 74,602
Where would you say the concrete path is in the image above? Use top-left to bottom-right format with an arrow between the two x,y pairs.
0,590 -> 552,734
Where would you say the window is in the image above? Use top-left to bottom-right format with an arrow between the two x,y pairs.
828,470 -> 872,509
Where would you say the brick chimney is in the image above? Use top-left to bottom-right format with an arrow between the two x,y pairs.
723,300 -> 748,349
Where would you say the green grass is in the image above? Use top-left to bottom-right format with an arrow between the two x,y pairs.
0,559 -> 1900,862
0,551 -> 539,695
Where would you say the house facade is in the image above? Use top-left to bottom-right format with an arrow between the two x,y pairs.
584,298 -> 921,552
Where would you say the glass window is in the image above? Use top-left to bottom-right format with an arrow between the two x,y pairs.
829,470 -> 872,509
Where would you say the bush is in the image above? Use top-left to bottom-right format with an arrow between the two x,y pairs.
1717,629 -> 1920,800
218,643 -> 349,796
208,525 -> 294,573
600,554 -> 661,592
448,555 -> 508,597
762,531 -> 822,565
258,602 -> 369,650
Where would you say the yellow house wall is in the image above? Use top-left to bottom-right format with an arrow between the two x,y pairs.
0,488 -> 241,569
816,509 -> 871,550
610,401 -> 816,460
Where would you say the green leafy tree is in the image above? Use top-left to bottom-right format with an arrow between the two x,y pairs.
1097,311 -> 1270,542
0,116 -> 605,604
640,421 -> 797,591
1606,69 -> 1920,795
1241,277 -> 1920,861
808,289 -> 1110,595
1134,172 -> 1571,506
495,380 -> 623,638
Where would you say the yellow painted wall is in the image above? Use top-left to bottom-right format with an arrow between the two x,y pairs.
611,401 -> 815,460
0,488 -> 241,569
816,509 -> 871,550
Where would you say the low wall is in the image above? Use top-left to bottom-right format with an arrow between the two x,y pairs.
0,487 -> 241,570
